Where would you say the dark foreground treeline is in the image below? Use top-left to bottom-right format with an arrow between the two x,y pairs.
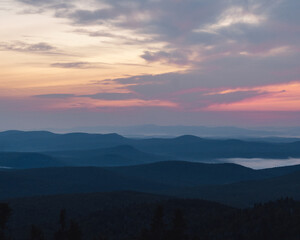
2,197 -> 300,240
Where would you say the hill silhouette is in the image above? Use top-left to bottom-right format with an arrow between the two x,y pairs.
0,167 -> 171,200
0,152 -> 65,169
134,136 -> 300,159
47,145 -> 168,167
2,161 -> 300,203
108,161 -> 269,187
0,131 -> 127,151
171,169 -> 300,207
1,131 -> 300,161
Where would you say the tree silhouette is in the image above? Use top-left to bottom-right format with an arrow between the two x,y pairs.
0,203 -> 11,240
30,225 -> 44,240
59,209 -> 67,232
168,209 -> 187,240
149,205 -> 165,240
54,209 -> 68,240
67,220 -> 81,240
93,235 -> 108,240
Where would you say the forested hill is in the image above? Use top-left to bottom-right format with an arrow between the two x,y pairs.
2,161 -> 300,206
2,192 -> 300,240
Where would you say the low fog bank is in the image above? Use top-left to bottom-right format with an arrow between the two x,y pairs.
219,158 -> 300,169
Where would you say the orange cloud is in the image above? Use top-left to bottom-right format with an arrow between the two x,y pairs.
46,97 -> 178,110
205,81 -> 300,111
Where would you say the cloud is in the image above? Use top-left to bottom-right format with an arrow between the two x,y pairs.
16,0 -> 299,64
16,0 -> 227,43
17,0 -> 72,8
48,98 -> 178,110
67,8 -> 116,24
33,91 -> 143,101
141,50 -> 193,66
0,41 -> 60,55
204,82 -> 300,112
18,0 -> 56,5
50,62 -> 108,69
80,92 -> 139,100
194,6 -> 264,34
15,0 -> 300,116
106,70 -> 300,112
73,28 -> 153,45
30,91 -> 177,110
30,81 -> 300,113
33,94 -> 76,99
111,49 -> 300,96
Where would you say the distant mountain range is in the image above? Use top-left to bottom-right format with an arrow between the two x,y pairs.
1,131 -> 300,168
44,124 -> 300,138
1,130 -> 300,208
0,130 -> 127,152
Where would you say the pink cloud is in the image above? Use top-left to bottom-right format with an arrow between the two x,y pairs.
204,81 -> 300,111
45,97 -> 178,110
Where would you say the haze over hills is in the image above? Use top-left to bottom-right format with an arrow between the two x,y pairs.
0,144 -> 169,169
1,131 -> 300,162
45,125 -> 300,138
0,130 -> 128,152
134,135 -> 300,160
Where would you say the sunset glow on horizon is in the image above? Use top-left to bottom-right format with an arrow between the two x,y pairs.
0,0 -> 299,129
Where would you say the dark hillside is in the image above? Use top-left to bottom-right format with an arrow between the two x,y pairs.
0,167 -> 171,200
172,169 -> 300,207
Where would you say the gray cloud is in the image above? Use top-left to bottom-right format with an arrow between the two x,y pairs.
0,0 -> 297,129
111,49 -> 300,98
141,50 -> 192,65
33,94 -> 76,99
17,0 -> 299,52
51,62 -> 89,68
18,0 -> 56,5
50,62 -> 108,69
27,42 -> 54,51
68,8 -> 116,24
17,0 -> 69,7
74,28 -> 153,45
65,0 -> 298,68
18,0 -> 300,99
50,61 -> 140,69
80,92 -> 138,100
176,90 -> 270,110
16,0 -> 227,41
33,92 -> 139,100
0,41 -> 60,55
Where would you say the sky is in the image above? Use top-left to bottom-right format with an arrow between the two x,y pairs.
0,0 -> 299,130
